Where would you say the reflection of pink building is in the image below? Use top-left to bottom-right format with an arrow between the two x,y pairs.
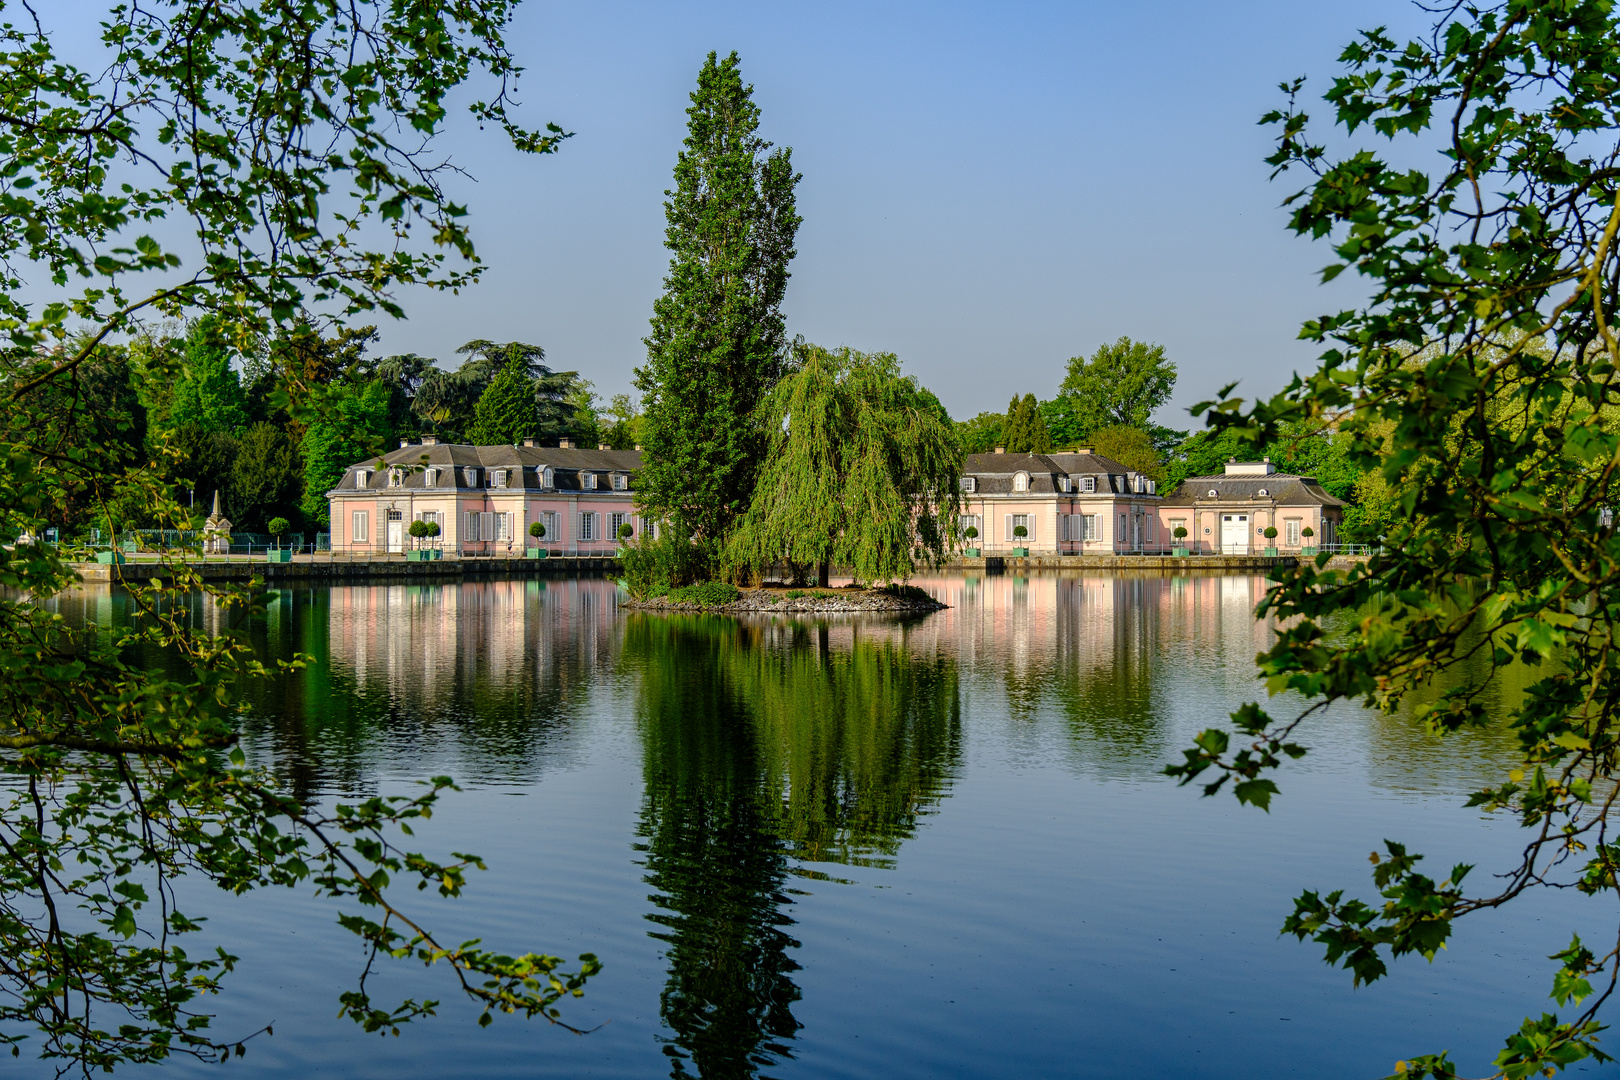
325,439 -> 647,556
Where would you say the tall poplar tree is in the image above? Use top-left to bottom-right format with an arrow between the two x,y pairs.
634,51 -> 801,546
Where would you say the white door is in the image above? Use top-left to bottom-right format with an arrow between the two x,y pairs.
387,513 -> 404,553
1219,513 -> 1249,554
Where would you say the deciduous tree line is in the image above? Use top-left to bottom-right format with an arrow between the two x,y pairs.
46,324 -> 631,538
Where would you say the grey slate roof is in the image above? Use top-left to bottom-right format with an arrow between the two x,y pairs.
1158,474 -> 1344,508
961,451 -> 1153,495
330,443 -> 643,496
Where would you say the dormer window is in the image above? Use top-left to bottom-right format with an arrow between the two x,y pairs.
424,467 -> 439,487
387,467 -> 403,488
463,467 -> 480,488
493,469 -> 509,489
1257,488 -> 1269,497
1059,477 -> 1071,493
959,476 -> 976,493
1081,476 -> 1096,494
612,473 -> 627,491
356,469 -> 371,488
1207,489 -> 1219,498
584,473 -> 598,491
541,467 -> 554,488
1013,472 -> 1029,492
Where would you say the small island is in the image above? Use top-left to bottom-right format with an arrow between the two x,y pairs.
622,582 -> 947,614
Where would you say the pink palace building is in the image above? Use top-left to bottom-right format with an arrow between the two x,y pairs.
325,436 -> 647,556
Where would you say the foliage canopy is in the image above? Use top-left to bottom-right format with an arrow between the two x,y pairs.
724,344 -> 961,585
634,51 -> 801,545
0,0 -> 595,1069
1169,2 -> 1620,1074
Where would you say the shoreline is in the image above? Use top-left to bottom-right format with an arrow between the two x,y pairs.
623,586 -> 948,615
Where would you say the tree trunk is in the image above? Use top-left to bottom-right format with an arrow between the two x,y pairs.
817,560 -> 829,588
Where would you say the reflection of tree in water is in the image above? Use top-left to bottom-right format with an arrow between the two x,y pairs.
625,615 -> 962,1078
1051,576 -> 1167,763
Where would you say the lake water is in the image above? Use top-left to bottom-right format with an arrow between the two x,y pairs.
30,572 -> 1611,1078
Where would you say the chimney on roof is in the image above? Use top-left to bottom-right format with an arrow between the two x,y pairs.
420,434 -> 438,445
993,446 -> 1006,454
398,438 -> 410,449
634,444 -> 643,452
1076,447 -> 1093,455
558,437 -> 575,449
522,437 -> 537,447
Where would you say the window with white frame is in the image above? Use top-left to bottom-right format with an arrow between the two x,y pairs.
465,511 -> 478,542
610,511 -> 630,539
1013,472 -> 1029,492
584,472 -> 598,491
1119,514 -> 1127,540
1285,518 -> 1301,546
424,467 -> 439,487
356,469 -> 371,488
351,511 -> 370,543
612,473 -> 627,491
1081,476 -> 1096,493
578,511 -> 598,541
641,516 -> 658,540
958,513 -> 981,534
1008,513 -> 1031,540
387,468 -> 402,487
541,467 -> 554,488
1059,477 -> 1071,493
493,469 -> 508,488
959,476 -> 976,493
463,467 -> 480,487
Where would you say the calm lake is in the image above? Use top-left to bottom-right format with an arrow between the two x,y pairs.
32,572 -> 1610,1078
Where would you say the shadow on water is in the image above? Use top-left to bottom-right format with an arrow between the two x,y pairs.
622,614 -> 963,1079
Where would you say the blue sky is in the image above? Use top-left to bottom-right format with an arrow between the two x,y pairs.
61,0 -> 1435,430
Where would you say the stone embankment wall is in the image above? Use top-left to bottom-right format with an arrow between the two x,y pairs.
72,556 -> 620,584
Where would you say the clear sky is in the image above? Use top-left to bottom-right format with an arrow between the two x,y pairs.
66,0 -> 1436,431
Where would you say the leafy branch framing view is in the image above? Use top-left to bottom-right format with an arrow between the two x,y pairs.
1170,2 -> 1620,1076
0,0 -> 596,1069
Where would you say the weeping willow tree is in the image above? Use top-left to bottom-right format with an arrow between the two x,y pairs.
725,345 -> 961,586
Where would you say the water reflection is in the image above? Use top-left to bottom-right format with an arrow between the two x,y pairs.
36,572 -> 1533,1080
623,615 -> 964,1078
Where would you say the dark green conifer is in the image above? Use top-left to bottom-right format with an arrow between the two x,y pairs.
634,51 -> 801,544
468,350 -> 540,445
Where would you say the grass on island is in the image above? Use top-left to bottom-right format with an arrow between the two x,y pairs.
639,581 -> 933,609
